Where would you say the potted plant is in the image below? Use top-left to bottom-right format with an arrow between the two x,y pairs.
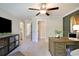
55,29 -> 62,38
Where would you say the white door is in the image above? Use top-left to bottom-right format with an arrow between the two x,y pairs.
38,21 -> 46,40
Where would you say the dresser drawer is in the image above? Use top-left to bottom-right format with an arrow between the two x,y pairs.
55,48 -> 65,56
54,43 -> 65,56
55,52 -> 65,56
55,45 -> 65,49
55,47 -> 65,52
55,43 -> 65,49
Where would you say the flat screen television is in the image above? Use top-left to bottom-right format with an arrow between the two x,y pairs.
69,33 -> 76,38
0,17 -> 12,33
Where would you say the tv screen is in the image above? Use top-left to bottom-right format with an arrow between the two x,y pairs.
0,17 -> 12,33
69,33 -> 76,38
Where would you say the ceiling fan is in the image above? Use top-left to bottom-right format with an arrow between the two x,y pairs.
28,3 -> 59,16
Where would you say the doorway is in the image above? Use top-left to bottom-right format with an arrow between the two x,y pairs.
19,21 -> 25,45
26,23 -> 32,41
38,21 -> 47,41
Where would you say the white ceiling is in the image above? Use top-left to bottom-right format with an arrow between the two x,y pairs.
0,3 -> 79,20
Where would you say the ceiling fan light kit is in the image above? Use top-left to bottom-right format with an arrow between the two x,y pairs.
40,10 -> 46,14
28,3 -> 59,16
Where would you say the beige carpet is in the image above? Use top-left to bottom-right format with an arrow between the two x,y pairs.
8,39 -> 51,56
8,51 -> 24,56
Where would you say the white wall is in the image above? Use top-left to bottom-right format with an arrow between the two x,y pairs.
31,17 -> 38,42
12,19 -> 20,34
46,16 -> 63,37
0,9 -> 16,21
31,15 -> 63,42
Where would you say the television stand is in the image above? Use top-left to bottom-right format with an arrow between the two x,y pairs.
0,34 -> 19,56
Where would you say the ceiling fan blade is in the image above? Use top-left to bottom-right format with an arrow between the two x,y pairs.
36,12 -> 40,16
46,13 -> 50,16
29,8 -> 39,10
47,7 -> 59,10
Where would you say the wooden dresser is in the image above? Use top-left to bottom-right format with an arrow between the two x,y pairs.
49,37 -> 79,56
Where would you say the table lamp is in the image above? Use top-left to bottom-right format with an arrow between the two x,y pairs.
73,25 -> 79,39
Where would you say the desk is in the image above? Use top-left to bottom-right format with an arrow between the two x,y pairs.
49,37 -> 79,56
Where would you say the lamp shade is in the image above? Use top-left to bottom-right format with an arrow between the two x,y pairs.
73,25 -> 79,30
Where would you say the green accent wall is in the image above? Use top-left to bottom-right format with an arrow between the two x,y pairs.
63,10 -> 79,37
63,16 -> 70,37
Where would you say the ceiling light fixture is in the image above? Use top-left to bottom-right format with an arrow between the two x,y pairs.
28,3 -> 59,16
40,10 -> 46,14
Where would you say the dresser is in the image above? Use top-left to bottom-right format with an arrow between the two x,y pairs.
49,37 -> 79,56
